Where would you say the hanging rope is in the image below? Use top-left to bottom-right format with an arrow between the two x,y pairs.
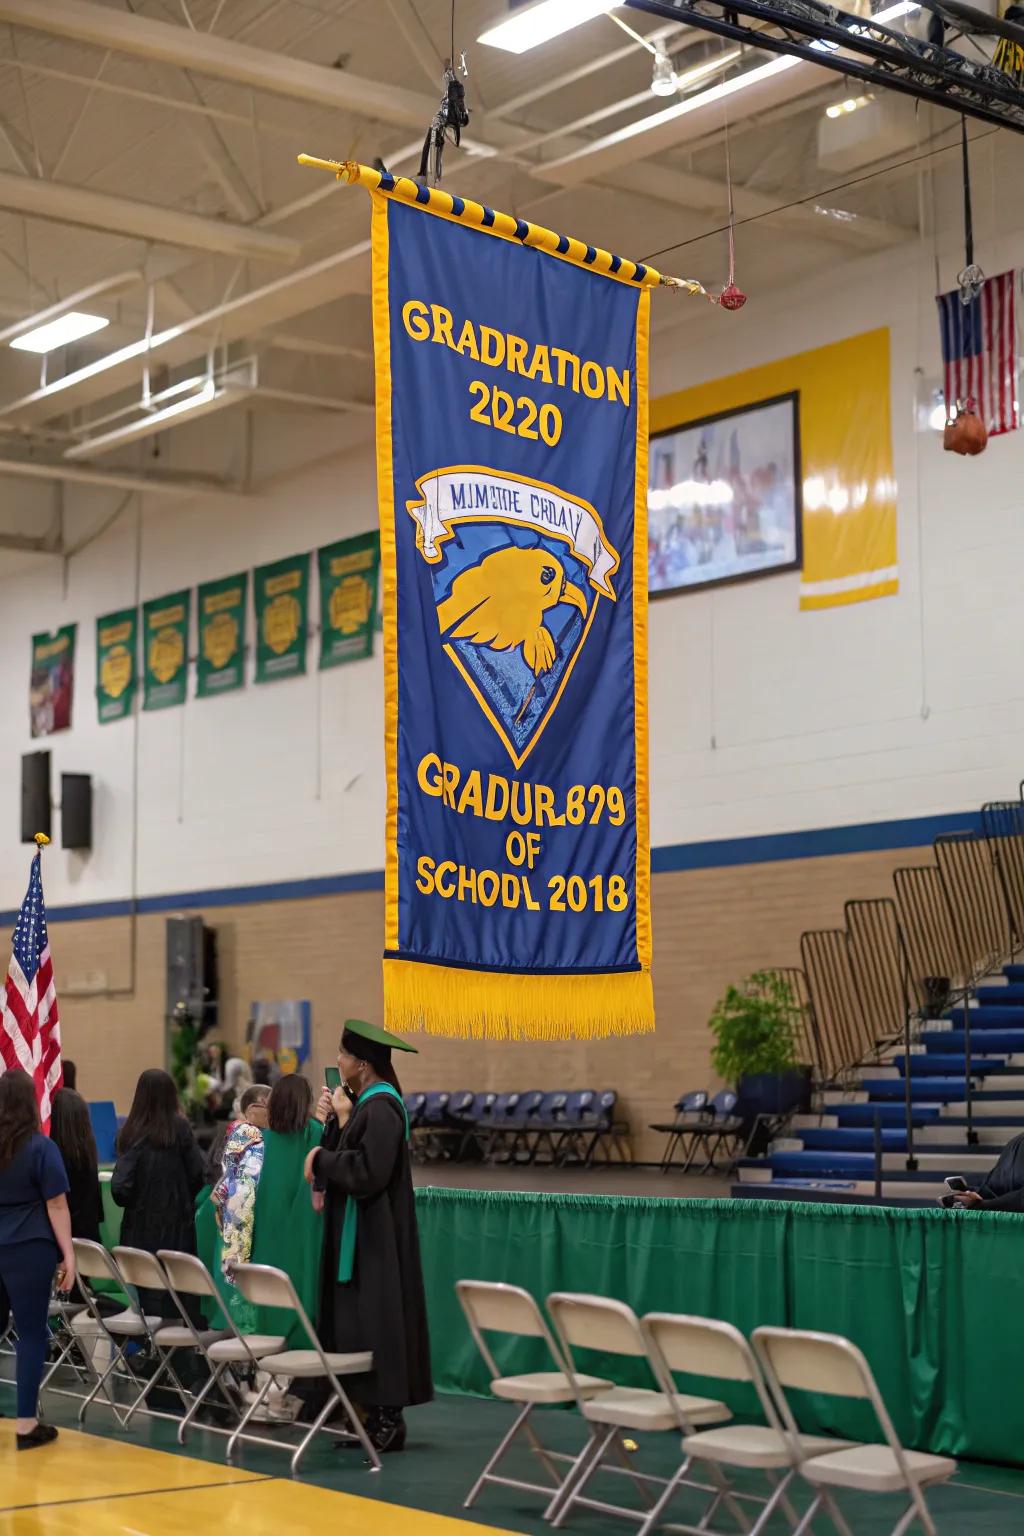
719,125 -> 746,310
957,116 -> 984,306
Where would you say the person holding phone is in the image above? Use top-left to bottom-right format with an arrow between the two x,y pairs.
304,1019 -> 432,1454
0,1069 -> 75,1450
947,1130 -> 1024,1210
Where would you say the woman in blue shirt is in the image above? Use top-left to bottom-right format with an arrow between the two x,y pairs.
0,1068 -> 74,1450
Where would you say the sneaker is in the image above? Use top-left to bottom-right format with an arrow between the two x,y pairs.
266,1393 -> 301,1423
17,1423 -> 59,1452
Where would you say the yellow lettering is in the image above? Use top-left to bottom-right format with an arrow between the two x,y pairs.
551,347 -> 580,391
417,753 -> 443,797
402,299 -> 430,341
416,855 -> 436,894
580,360 -> 605,399
457,865 -> 478,903
509,780 -> 533,827
480,326 -> 506,368
501,873 -> 521,908
457,770 -> 483,818
485,775 -> 510,820
525,343 -> 552,385
522,876 -> 541,911
435,861 -> 457,898
431,305 -> 455,348
534,785 -> 560,827
506,334 -> 529,376
477,871 -> 500,908
454,318 -> 480,360
607,367 -> 630,406
441,762 -> 460,809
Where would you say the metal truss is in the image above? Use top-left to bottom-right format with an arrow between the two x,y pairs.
625,0 -> 1024,133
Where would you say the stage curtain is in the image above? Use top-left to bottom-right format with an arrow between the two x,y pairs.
416,1189 -> 1024,1465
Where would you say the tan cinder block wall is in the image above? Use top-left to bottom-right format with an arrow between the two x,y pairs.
52,841 -> 921,1159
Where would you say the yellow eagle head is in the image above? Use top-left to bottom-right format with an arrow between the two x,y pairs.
437,545 -> 588,676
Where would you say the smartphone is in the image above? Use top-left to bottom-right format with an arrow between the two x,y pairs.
944,1176 -> 968,1193
324,1065 -> 341,1091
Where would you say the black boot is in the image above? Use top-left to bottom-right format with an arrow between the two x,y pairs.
367,1407 -> 407,1454
17,1423 -> 58,1452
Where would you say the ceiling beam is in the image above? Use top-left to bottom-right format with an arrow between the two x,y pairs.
0,456 -> 246,500
0,0 -> 441,131
0,170 -> 300,262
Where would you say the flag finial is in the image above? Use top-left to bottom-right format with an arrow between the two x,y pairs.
34,833 -> 50,847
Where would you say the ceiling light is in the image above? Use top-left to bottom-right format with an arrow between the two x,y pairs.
826,93 -> 873,117
478,0 -> 619,54
10,311 -> 109,354
650,48 -> 677,95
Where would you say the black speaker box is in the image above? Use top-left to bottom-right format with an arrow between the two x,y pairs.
61,773 -> 92,851
21,751 -> 51,844
166,915 -> 205,1019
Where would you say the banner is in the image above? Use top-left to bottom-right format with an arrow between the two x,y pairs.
362,164 -> 653,1040
196,572 -> 247,697
96,608 -> 137,723
254,554 -> 309,683
142,590 -> 190,710
318,532 -> 380,668
30,625 -> 76,737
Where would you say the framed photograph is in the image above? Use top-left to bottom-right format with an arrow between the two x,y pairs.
648,391 -> 802,597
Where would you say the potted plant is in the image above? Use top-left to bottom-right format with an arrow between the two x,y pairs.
709,971 -> 811,1127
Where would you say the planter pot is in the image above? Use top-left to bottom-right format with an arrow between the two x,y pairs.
736,1068 -> 812,1153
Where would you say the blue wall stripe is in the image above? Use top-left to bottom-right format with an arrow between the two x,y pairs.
0,810 -> 983,928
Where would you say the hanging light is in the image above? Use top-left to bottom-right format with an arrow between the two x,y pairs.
650,47 -> 678,95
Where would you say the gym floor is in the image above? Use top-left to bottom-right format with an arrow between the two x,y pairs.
3,1388 -> 1024,1534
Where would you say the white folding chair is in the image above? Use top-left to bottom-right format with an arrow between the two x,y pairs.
229,1262 -> 380,1474
456,1280 -> 612,1511
545,1293 -> 733,1529
71,1238 -> 164,1425
643,1313 -> 855,1536
754,1327 -> 956,1536
158,1249 -> 287,1445
112,1246 -> 226,1427
40,1295 -> 93,1397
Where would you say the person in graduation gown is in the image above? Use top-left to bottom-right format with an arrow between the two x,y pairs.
304,1019 -> 432,1454
953,1130 -> 1024,1211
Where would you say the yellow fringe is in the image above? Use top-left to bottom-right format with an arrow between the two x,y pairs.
383,958 -> 655,1041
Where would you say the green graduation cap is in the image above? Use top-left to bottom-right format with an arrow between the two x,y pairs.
342,1017 -> 418,1054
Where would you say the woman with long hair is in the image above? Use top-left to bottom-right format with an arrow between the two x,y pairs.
304,1020 -> 432,1454
49,1088 -> 102,1242
0,1069 -> 75,1450
110,1068 -> 204,1317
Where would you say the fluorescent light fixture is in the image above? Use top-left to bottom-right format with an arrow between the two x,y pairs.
10,311 -> 109,354
826,93 -> 872,117
479,0 -> 618,54
650,48 -> 677,95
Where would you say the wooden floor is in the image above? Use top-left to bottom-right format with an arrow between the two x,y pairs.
0,1422 -> 516,1536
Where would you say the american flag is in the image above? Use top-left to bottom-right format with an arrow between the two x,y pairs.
0,851 -> 62,1130
937,270 -> 1020,437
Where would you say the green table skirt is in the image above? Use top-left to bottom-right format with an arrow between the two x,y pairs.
101,1178 -> 1024,1464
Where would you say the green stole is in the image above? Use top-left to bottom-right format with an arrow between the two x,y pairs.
337,1082 -> 410,1283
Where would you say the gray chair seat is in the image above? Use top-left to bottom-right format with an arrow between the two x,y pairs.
103,1309 -> 163,1336
208,1333 -> 287,1362
259,1348 -> 373,1379
154,1325 -> 228,1349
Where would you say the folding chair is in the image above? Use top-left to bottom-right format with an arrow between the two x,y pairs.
692,1091 -> 745,1174
503,1090 -> 547,1164
39,1295 -> 93,1398
112,1247 -> 227,1427
158,1249 -> 289,1445
71,1238 -> 169,1425
649,1092 -> 710,1172
552,1091 -> 598,1166
456,1280 -> 612,1512
545,1292 -> 732,1529
479,1091 -> 522,1162
229,1262 -> 380,1473
754,1327 -> 956,1536
643,1312 -> 855,1536
530,1091 -> 569,1165
582,1091 -> 632,1166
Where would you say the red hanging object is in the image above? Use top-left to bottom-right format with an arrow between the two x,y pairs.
943,398 -> 988,456
717,131 -> 747,311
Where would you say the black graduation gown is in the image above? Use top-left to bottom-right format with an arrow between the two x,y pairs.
975,1131 -> 1024,1210
314,1093 -> 433,1408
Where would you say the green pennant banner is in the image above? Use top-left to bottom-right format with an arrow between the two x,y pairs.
254,553 -> 309,683
196,572 -> 247,698
318,532 -> 380,669
30,624 -> 76,737
96,608 -> 137,723
142,590 -> 190,710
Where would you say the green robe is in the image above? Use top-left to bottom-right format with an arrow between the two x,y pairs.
197,1119 -> 325,1347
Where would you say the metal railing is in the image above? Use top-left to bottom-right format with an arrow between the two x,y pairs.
846,898 -> 921,1173
799,928 -> 873,1085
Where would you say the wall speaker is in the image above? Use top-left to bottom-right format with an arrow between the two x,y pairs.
61,773 -> 92,851
166,915 -> 205,1020
21,751 -> 51,844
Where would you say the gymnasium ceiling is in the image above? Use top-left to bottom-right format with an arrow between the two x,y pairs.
0,0 -> 1017,526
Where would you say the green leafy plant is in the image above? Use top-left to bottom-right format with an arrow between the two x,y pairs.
709,971 -> 804,1084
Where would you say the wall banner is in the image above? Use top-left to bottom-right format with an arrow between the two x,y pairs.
318,532 -> 380,669
142,590 -> 190,711
96,608 -> 137,723
197,572 -> 247,698
254,554 -> 310,683
30,625 -> 76,738
359,164 -> 653,1040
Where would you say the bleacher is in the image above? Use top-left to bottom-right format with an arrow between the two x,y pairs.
726,795 -> 1024,1203
403,1087 -> 630,1169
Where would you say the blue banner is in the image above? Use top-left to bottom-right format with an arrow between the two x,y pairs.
370,173 -> 653,1039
